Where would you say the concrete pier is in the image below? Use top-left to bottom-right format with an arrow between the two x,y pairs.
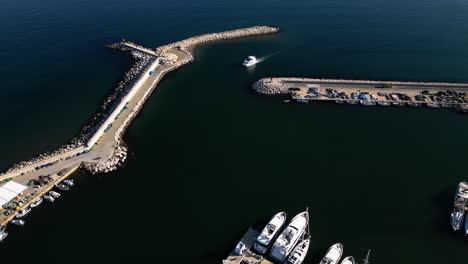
253,77 -> 468,109
0,26 -> 279,228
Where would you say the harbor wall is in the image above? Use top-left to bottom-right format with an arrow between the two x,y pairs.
253,77 -> 468,95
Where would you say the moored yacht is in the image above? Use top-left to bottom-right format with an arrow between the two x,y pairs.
270,210 -> 309,262
254,211 -> 287,254
319,243 -> 343,264
242,56 -> 258,67
0,225 -> 6,233
63,179 -> 74,186
286,238 -> 310,264
16,208 -> 31,218
49,191 -> 61,198
55,183 -> 70,191
452,182 -> 468,231
340,256 -> 355,264
30,197 -> 43,208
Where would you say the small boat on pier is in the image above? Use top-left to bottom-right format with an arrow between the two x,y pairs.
270,210 -> 309,262
16,208 -> 31,218
253,211 -> 287,254
319,243 -> 343,264
44,194 -> 55,202
11,219 -> 25,226
49,191 -> 61,198
55,183 -> 70,191
0,231 -> 8,242
30,197 -> 43,208
63,179 -> 74,186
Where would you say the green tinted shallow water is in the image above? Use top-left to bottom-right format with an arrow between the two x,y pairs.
1,0 -> 468,263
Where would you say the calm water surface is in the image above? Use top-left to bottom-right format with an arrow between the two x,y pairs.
1,0 -> 468,263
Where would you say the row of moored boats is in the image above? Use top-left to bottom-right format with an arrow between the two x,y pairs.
250,210 -> 370,264
0,179 -> 74,243
450,181 -> 468,234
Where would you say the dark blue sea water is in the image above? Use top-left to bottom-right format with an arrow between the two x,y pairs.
1,0 -> 468,263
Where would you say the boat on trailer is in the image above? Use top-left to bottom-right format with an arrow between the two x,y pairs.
253,211 -> 287,254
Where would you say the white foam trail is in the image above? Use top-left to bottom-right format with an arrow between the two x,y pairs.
256,52 -> 280,64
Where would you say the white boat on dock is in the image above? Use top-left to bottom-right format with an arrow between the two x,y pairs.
15,208 -> 31,218
340,256 -> 355,264
44,194 -> 55,202
319,243 -> 343,264
63,179 -> 74,186
253,211 -> 287,254
286,238 -> 310,264
0,232 -> 7,242
49,191 -> 61,198
451,208 -> 465,231
270,210 -> 309,262
30,197 -> 43,208
11,219 -> 25,226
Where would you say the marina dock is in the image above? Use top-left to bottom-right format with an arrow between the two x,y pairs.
223,228 -> 275,264
253,78 -> 468,110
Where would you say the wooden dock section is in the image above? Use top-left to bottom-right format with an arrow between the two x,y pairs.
223,228 -> 275,264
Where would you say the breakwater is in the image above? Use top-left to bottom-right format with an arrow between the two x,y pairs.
253,77 -> 468,110
1,26 -> 279,180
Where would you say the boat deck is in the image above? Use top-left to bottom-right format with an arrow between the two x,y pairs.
223,228 -> 275,264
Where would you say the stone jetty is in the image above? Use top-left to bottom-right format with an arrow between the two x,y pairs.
0,26 -> 280,230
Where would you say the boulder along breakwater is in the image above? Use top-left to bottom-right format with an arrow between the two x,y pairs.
0,26 -> 279,228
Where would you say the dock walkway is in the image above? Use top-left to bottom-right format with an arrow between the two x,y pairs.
223,228 -> 274,264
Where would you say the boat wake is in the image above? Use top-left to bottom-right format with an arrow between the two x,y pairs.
256,52 -> 280,64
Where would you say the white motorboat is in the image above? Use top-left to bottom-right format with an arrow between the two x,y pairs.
63,179 -> 74,186
30,197 -> 43,208
254,211 -> 287,254
0,232 -> 7,242
16,208 -> 31,218
44,194 -> 55,202
270,210 -> 309,262
11,219 -> 25,226
0,225 -> 6,233
242,56 -> 258,67
286,238 -> 310,264
49,191 -> 61,198
451,208 -> 465,231
340,256 -> 355,264
451,182 -> 468,231
55,183 -> 70,191
319,243 -> 343,264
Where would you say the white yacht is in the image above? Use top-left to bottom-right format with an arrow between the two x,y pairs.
0,232 -> 7,242
286,238 -> 310,264
319,243 -> 343,264
0,225 -> 6,233
270,210 -> 309,262
242,56 -> 258,67
254,212 -> 287,254
44,194 -> 55,202
16,208 -> 31,218
63,179 -> 74,186
30,197 -> 43,208
340,256 -> 355,264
